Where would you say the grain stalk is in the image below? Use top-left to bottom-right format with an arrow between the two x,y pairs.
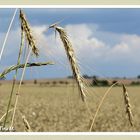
22,115 -> 32,132
10,47 -> 32,127
7,9 -> 48,127
122,84 -> 133,126
49,25 -> 86,102
89,82 -> 118,131
10,53 -> 53,128
1,8 -> 40,128
3,28 -> 24,128
0,109 -> 13,122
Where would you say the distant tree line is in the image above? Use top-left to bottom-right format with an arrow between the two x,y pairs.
91,76 -> 109,86
130,81 -> 140,86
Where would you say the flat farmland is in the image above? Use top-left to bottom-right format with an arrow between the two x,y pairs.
0,83 -> 140,132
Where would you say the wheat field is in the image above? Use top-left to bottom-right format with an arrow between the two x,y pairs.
0,83 -> 140,132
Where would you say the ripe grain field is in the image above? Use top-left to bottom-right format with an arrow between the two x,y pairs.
0,83 -> 140,132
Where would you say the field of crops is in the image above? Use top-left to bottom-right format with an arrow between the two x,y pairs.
0,83 -> 140,132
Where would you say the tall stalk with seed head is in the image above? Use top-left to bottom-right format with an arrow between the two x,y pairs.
10,9 -> 40,127
49,25 -> 86,102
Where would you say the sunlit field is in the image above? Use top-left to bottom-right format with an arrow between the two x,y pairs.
0,82 -> 140,132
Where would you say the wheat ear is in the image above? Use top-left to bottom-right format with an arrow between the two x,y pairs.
122,84 -> 133,126
19,9 -> 39,57
49,25 -> 86,102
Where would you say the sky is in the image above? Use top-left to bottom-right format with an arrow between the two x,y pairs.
0,8 -> 140,80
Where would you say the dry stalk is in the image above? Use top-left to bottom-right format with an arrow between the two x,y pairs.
49,25 -> 86,102
11,47 -> 33,128
22,115 -> 32,132
122,84 -> 133,126
0,109 -> 13,122
3,29 -> 25,128
10,10 -> 41,127
19,9 -> 39,57
89,82 -> 118,131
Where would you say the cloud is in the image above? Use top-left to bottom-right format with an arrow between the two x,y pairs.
1,23 -> 140,78
107,34 -> 140,64
32,23 -> 140,77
